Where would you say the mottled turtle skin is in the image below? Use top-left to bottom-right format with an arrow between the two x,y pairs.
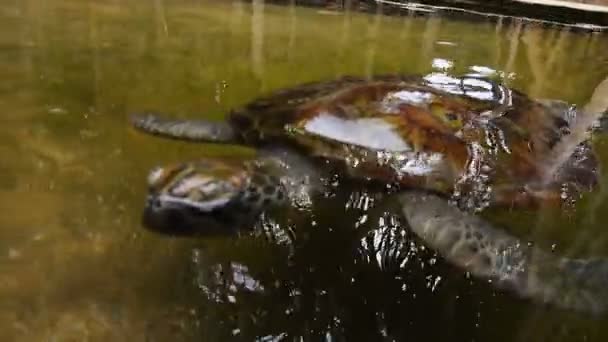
132,74 -> 605,315
135,74 -> 597,209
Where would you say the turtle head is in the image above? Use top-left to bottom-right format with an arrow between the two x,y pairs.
142,158 -> 286,235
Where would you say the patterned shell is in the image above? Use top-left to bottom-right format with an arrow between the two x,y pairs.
227,74 -> 597,206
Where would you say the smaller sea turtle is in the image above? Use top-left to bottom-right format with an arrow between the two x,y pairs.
131,74 -> 606,314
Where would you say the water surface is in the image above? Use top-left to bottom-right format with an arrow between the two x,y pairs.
1,0 -> 608,340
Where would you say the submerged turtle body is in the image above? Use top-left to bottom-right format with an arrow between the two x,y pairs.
131,74 -> 606,315
136,74 -> 596,208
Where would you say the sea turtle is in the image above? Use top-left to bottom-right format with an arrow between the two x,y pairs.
131,74 -> 608,314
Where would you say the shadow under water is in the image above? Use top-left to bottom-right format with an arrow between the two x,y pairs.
1,0 -> 608,341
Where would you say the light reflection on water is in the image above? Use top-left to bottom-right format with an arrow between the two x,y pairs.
0,0 -> 607,340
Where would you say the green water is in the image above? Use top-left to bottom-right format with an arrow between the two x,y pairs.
1,0 -> 608,340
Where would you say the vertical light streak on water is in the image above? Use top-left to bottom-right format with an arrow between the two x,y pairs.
336,0 -> 351,75
230,0 -> 245,34
399,8 -> 414,41
288,0 -> 297,56
19,1 -> 35,84
522,25 -> 571,97
522,26 -> 547,97
251,0 -> 265,79
154,0 -> 169,38
503,18 -> 522,86
398,9 -> 414,72
586,27 -> 602,57
364,4 -> 383,77
493,17 -> 503,68
88,2 -> 101,108
545,26 -> 571,75
419,15 -> 442,71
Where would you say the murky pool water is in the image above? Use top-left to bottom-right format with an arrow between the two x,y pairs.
1,0 -> 608,340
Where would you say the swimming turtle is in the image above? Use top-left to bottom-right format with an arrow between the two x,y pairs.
131,74 -> 607,314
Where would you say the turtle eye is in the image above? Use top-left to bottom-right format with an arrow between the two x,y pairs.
429,103 -> 462,128
445,113 -> 458,121
147,167 -> 164,187
440,111 -> 463,129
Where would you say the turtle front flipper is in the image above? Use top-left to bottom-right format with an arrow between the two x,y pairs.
130,112 -> 237,143
399,191 -> 608,315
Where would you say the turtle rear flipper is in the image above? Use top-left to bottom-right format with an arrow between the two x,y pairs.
400,191 -> 608,315
130,112 -> 237,143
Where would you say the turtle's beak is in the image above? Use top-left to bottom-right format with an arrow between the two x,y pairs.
141,198 -> 239,237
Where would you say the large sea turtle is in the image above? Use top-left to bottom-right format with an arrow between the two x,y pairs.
131,74 -> 608,314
